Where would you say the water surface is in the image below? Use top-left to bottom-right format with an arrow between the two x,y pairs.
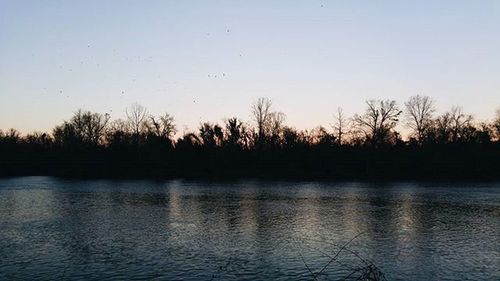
0,177 -> 499,280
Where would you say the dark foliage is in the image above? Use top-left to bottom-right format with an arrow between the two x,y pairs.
1,98 -> 499,180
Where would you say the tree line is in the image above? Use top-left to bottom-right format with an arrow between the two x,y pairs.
1,96 -> 499,179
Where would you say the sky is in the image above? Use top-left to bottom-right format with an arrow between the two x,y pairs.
1,0 -> 499,134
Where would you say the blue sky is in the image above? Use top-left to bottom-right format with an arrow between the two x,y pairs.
1,0 -> 499,134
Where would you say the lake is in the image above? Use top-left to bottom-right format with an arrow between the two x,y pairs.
0,177 -> 499,280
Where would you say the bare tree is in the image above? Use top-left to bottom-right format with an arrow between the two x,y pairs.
52,110 -> 110,146
107,118 -> 130,134
251,97 -> 272,144
433,106 -> 473,143
239,122 -> 252,149
70,109 -> 110,145
87,112 -> 110,145
333,107 -> 348,145
267,111 -> 286,146
434,111 -> 452,142
404,95 -> 435,143
105,118 -> 131,146
353,100 -> 402,145
269,111 -> 286,135
126,103 -> 148,136
449,106 -> 473,142
150,113 -> 177,139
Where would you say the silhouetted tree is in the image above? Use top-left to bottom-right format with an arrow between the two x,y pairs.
333,107 -> 348,145
431,106 -> 473,143
73,110 -> 110,145
126,103 -> 148,139
423,106 -> 473,144
176,133 -> 201,149
53,110 -> 110,147
214,124 -> 224,146
251,97 -> 273,145
1,97 -> 499,180
199,123 -> 215,147
268,111 -> 286,147
0,129 -> 20,145
224,117 -> 243,148
405,95 -> 435,144
199,122 -> 224,147
105,119 -> 133,148
53,122 -> 80,147
448,106 -> 473,143
25,132 -> 53,147
281,127 -> 300,149
314,126 -> 336,148
148,113 -> 177,139
353,100 -> 402,146
474,123 -> 494,144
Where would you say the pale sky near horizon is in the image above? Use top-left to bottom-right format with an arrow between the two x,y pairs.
1,0 -> 499,134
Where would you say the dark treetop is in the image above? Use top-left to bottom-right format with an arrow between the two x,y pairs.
1,97 -> 499,180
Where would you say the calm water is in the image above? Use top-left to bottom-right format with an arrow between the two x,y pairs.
0,177 -> 499,280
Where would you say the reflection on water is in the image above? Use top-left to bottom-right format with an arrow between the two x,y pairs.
0,177 -> 499,280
